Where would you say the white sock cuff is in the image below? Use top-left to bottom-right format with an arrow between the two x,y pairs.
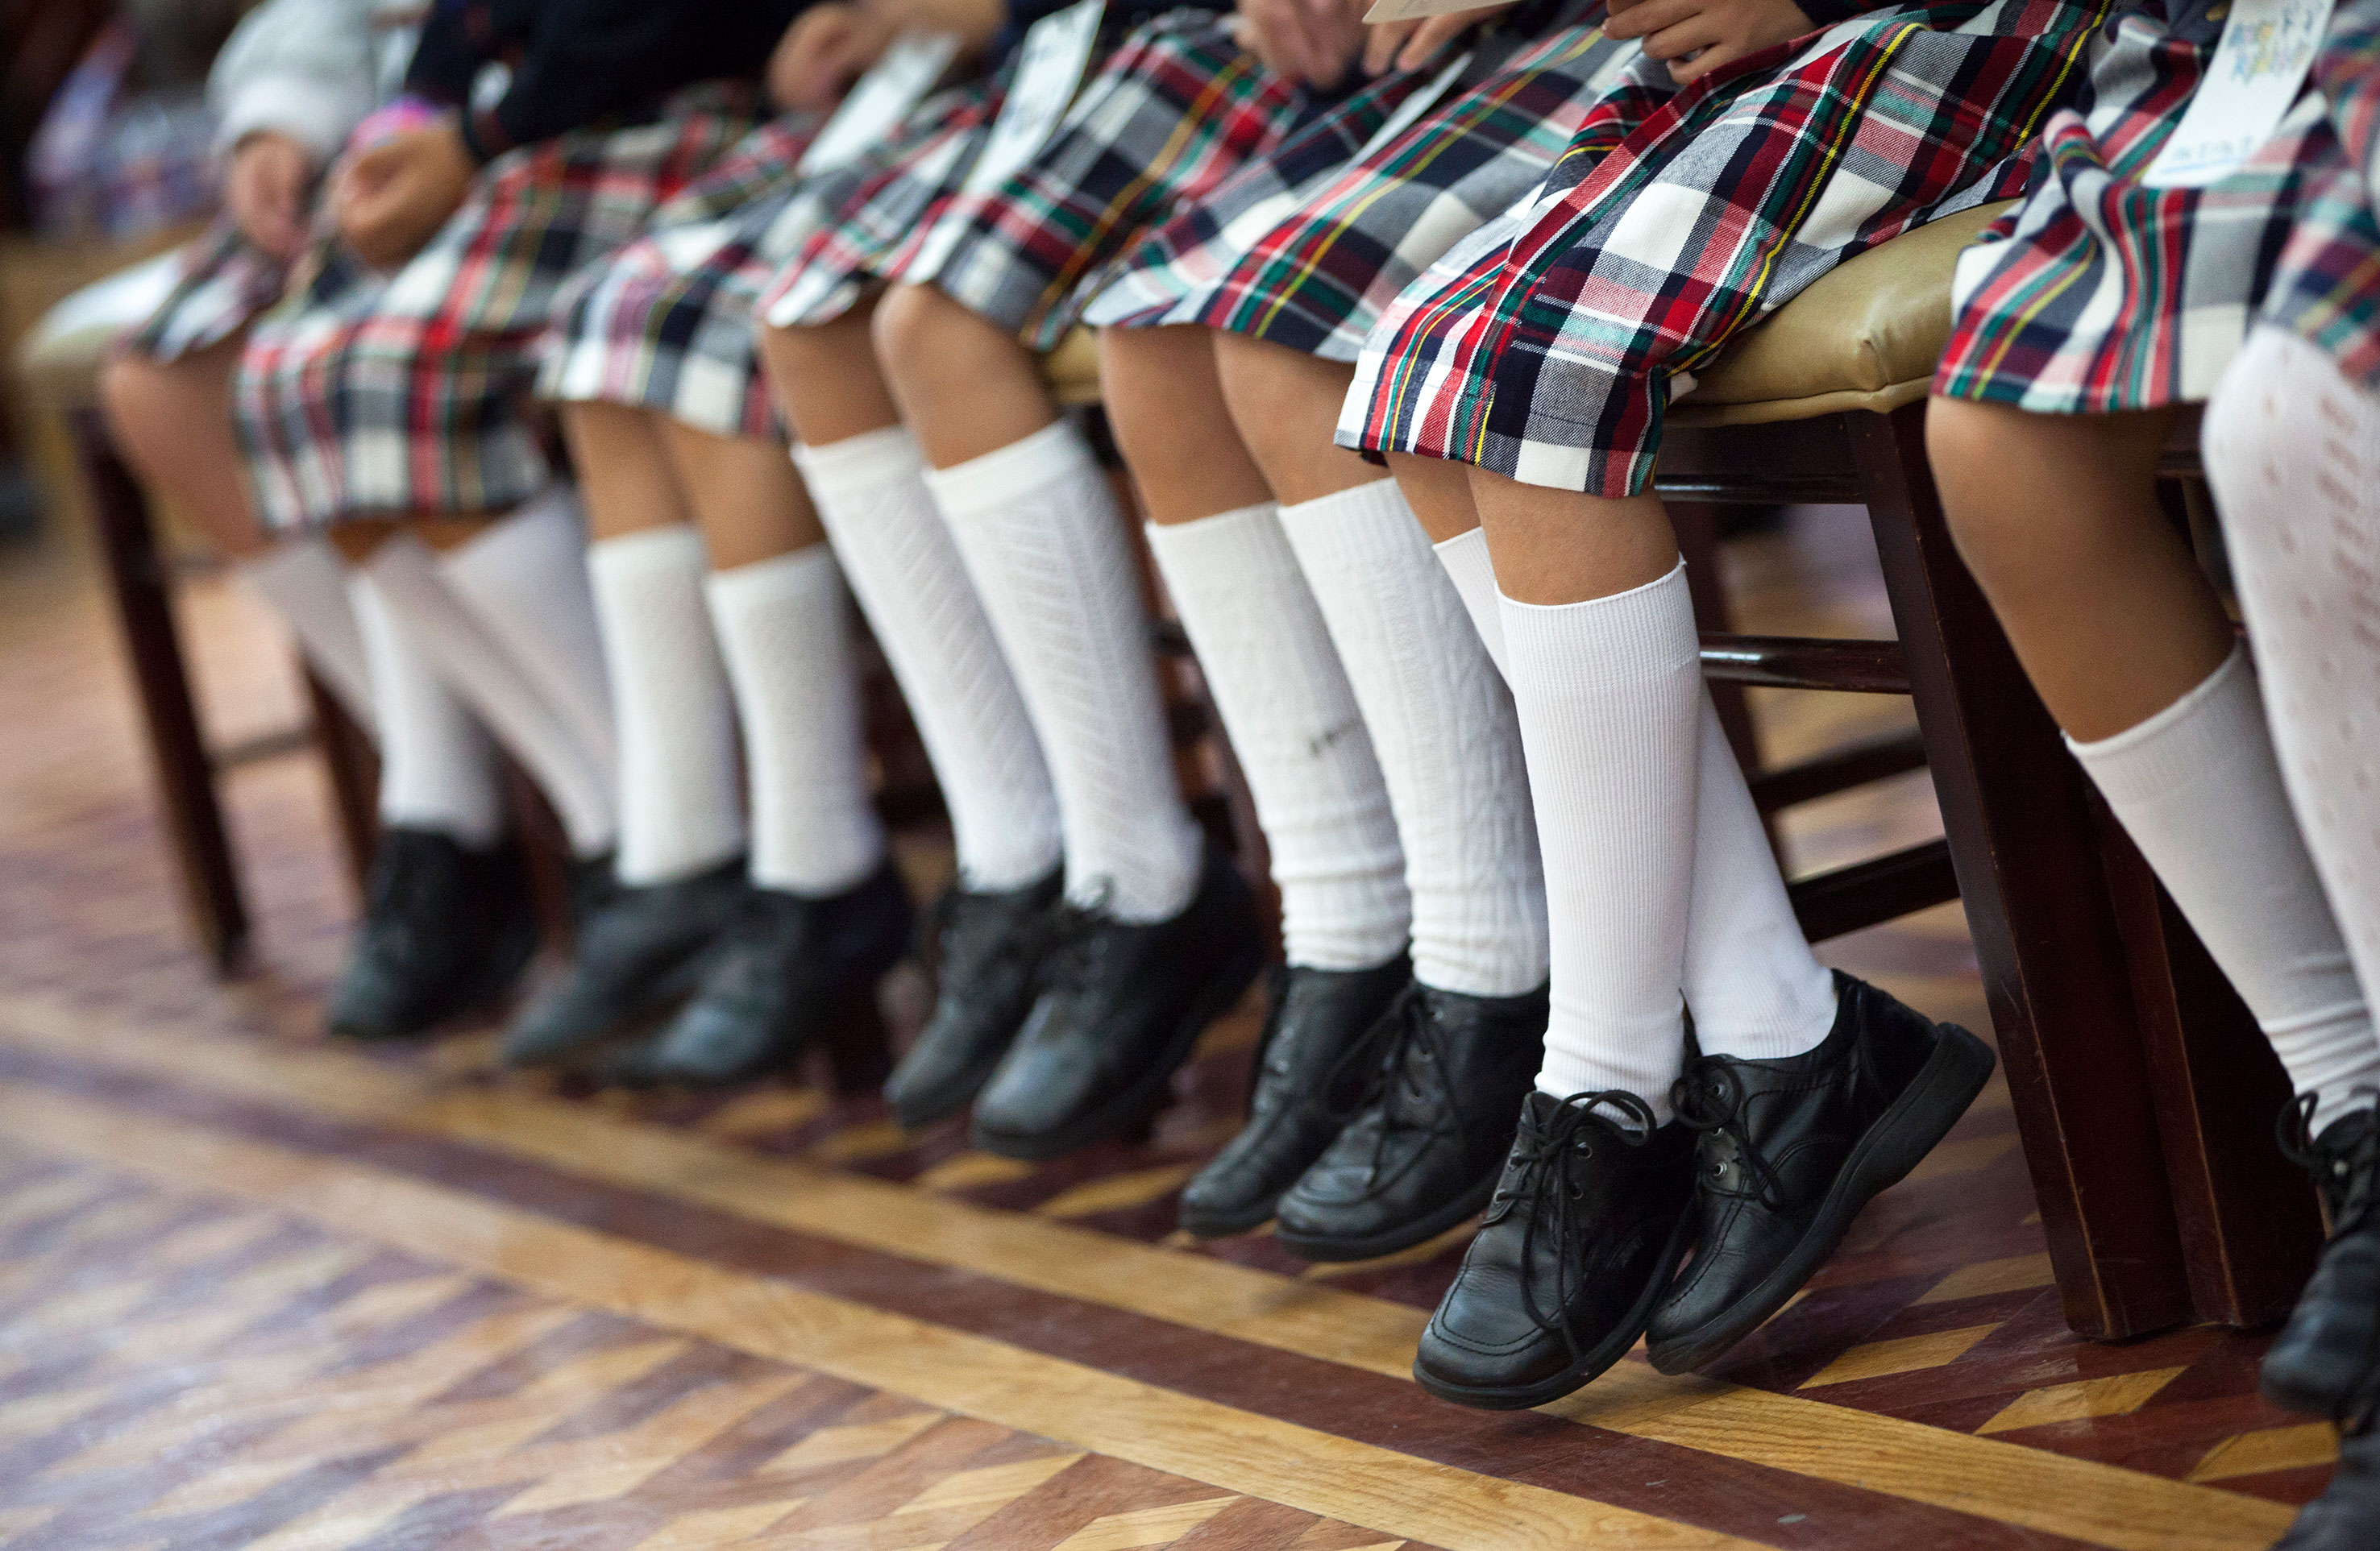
923,420 -> 1099,520
2066,642 -> 2256,803
793,426 -> 927,496
706,543 -> 841,612
1499,559 -> 1696,683
1431,527 -> 1507,678
588,522 -> 708,579
1143,501 -> 1282,560
451,483 -> 588,570
1278,477 -> 1423,549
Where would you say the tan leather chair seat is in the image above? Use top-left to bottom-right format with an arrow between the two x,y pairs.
14,252 -> 187,412
1040,325 -> 1104,407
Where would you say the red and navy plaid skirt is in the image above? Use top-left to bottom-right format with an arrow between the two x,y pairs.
235,93 -> 758,533
119,219 -> 291,364
1342,0 -> 2107,496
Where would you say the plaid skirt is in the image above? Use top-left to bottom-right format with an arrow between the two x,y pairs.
1935,0 -> 2343,412
1344,0 -> 2107,495
119,218 -> 291,363
1086,2 -> 1637,362
764,10 -> 1309,350
236,95 -> 758,533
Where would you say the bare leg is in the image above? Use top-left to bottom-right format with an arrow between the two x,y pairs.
658,421 -> 827,566
560,403 -> 696,543
1470,472 -> 1674,604
759,300 -> 906,447
1098,326 -> 1273,525
1387,452 -> 1482,545
1212,334 -> 1381,507
1929,398 -> 2230,742
100,337 -> 266,558
873,283 -> 1057,467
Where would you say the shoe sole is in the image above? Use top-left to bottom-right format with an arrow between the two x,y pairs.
1412,1211 -> 1700,1411
972,935 -> 1269,1163
1178,1197 -> 1279,1240
1274,1161 -> 1505,1264
1645,1021 -> 1996,1375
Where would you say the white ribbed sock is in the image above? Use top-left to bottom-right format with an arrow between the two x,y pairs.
1501,561 -> 1701,1119
361,536 -> 618,858
707,545 -> 887,896
1433,527 -> 1834,1062
795,429 -> 1061,893
349,572 -> 502,844
2071,641 -> 2379,1138
587,525 -> 747,886
1148,504 -> 1410,970
2206,328 -> 2380,1132
925,419 -> 1204,922
1280,479 -> 1548,997
238,537 -> 376,728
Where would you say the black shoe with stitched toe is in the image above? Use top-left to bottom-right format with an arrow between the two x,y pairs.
1412,1090 -> 1697,1409
2273,1422 -> 2380,1550
970,844 -> 1268,1161
599,861 -> 914,1090
327,827 -> 539,1040
1272,981 -> 1547,1263
1178,955 -> 1413,1239
2262,1100 -> 2380,1421
1644,972 -> 1996,1375
498,856 -> 748,1069
886,869 -> 1065,1130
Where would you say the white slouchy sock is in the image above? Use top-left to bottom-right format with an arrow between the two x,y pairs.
706,545 -> 886,896
1148,504 -> 1410,969
1433,527 -> 1834,1063
1501,562 -> 1703,1120
795,429 -> 1061,892
925,419 -> 1204,921
238,537 -> 378,728
349,572 -> 502,844
1279,479 -> 1548,997
586,525 -> 747,885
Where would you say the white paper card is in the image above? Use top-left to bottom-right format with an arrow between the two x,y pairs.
1346,52 -> 1472,162
798,32 -> 964,175
961,0 -> 1107,197
1364,0 -> 1484,24
2144,0 -> 2334,187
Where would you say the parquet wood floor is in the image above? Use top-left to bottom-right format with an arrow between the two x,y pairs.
0,508 -> 2332,1549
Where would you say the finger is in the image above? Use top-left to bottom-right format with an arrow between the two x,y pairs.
1640,13 -> 1723,59
1601,0 -> 1704,39
1394,11 -> 1472,69
1364,19 -> 1414,73
1667,36 -> 1744,81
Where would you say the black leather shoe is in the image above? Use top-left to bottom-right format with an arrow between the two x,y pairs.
1414,1090 -> 1696,1408
1271,981 -> 1547,1262
970,844 -> 1268,1161
886,870 -> 1065,1130
1178,956 -> 1412,1239
1644,972 -> 1996,1374
598,861 -> 915,1089
2273,1422 -> 2380,1550
327,827 -> 538,1039
498,856 -> 747,1068
2262,1101 -> 2380,1421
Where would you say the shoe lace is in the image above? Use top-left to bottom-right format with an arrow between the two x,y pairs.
2280,1091 -> 2380,1232
1497,1089 -> 1660,1357
1313,988 -> 1472,1197
1671,1058 -> 1791,1212
362,838 -> 447,967
1034,885 -> 1115,1002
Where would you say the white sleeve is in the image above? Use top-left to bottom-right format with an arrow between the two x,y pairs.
206,0 -> 377,164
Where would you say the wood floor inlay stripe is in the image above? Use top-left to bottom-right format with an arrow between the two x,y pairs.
0,1000 -> 2298,1551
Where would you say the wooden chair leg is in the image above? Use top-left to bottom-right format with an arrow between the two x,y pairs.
302,666 -> 380,897
1850,403 -> 2192,1340
70,408 -> 249,976
1673,500 -> 1763,778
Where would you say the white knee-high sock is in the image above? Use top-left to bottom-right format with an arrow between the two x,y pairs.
1432,527 -> 1834,1061
1501,561 -> 1702,1119
1279,479 -> 1548,997
1148,504 -> 1410,970
349,573 -> 502,844
795,429 -> 1061,893
360,537 -> 618,859
2195,329 -> 2380,1134
586,526 -> 747,886
707,545 -> 887,895
238,537 -> 376,728
924,420 -> 1204,922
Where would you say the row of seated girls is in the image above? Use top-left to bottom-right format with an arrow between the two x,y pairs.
98,0 -> 2380,1538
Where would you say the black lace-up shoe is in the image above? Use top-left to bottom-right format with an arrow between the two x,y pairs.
596,861 -> 915,1089
2262,1101 -> 2380,1421
886,870 -> 1065,1130
327,827 -> 539,1040
2273,1421 -> 2380,1549
1178,956 -> 1413,1239
1413,1090 -> 1697,1408
970,844 -> 1268,1161
1644,972 -> 1996,1374
498,856 -> 748,1068
1273,981 -> 1547,1263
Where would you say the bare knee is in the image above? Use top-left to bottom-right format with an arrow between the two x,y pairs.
871,283 -> 1003,386
100,345 -> 268,556
1927,396 -> 2171,602
758,301 -> 899,446
1213,332 -> 1368,503
1099,326 -> 1271,524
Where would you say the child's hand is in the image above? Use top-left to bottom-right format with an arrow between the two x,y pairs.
1361,2 -> 1509,76
862,0 -> 1005,49
226,131 -> 314,260
770,2 -> 898,112
332,120 -> 476,270
1238,0 -> 1369,88
1602,0 -> 1814,82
